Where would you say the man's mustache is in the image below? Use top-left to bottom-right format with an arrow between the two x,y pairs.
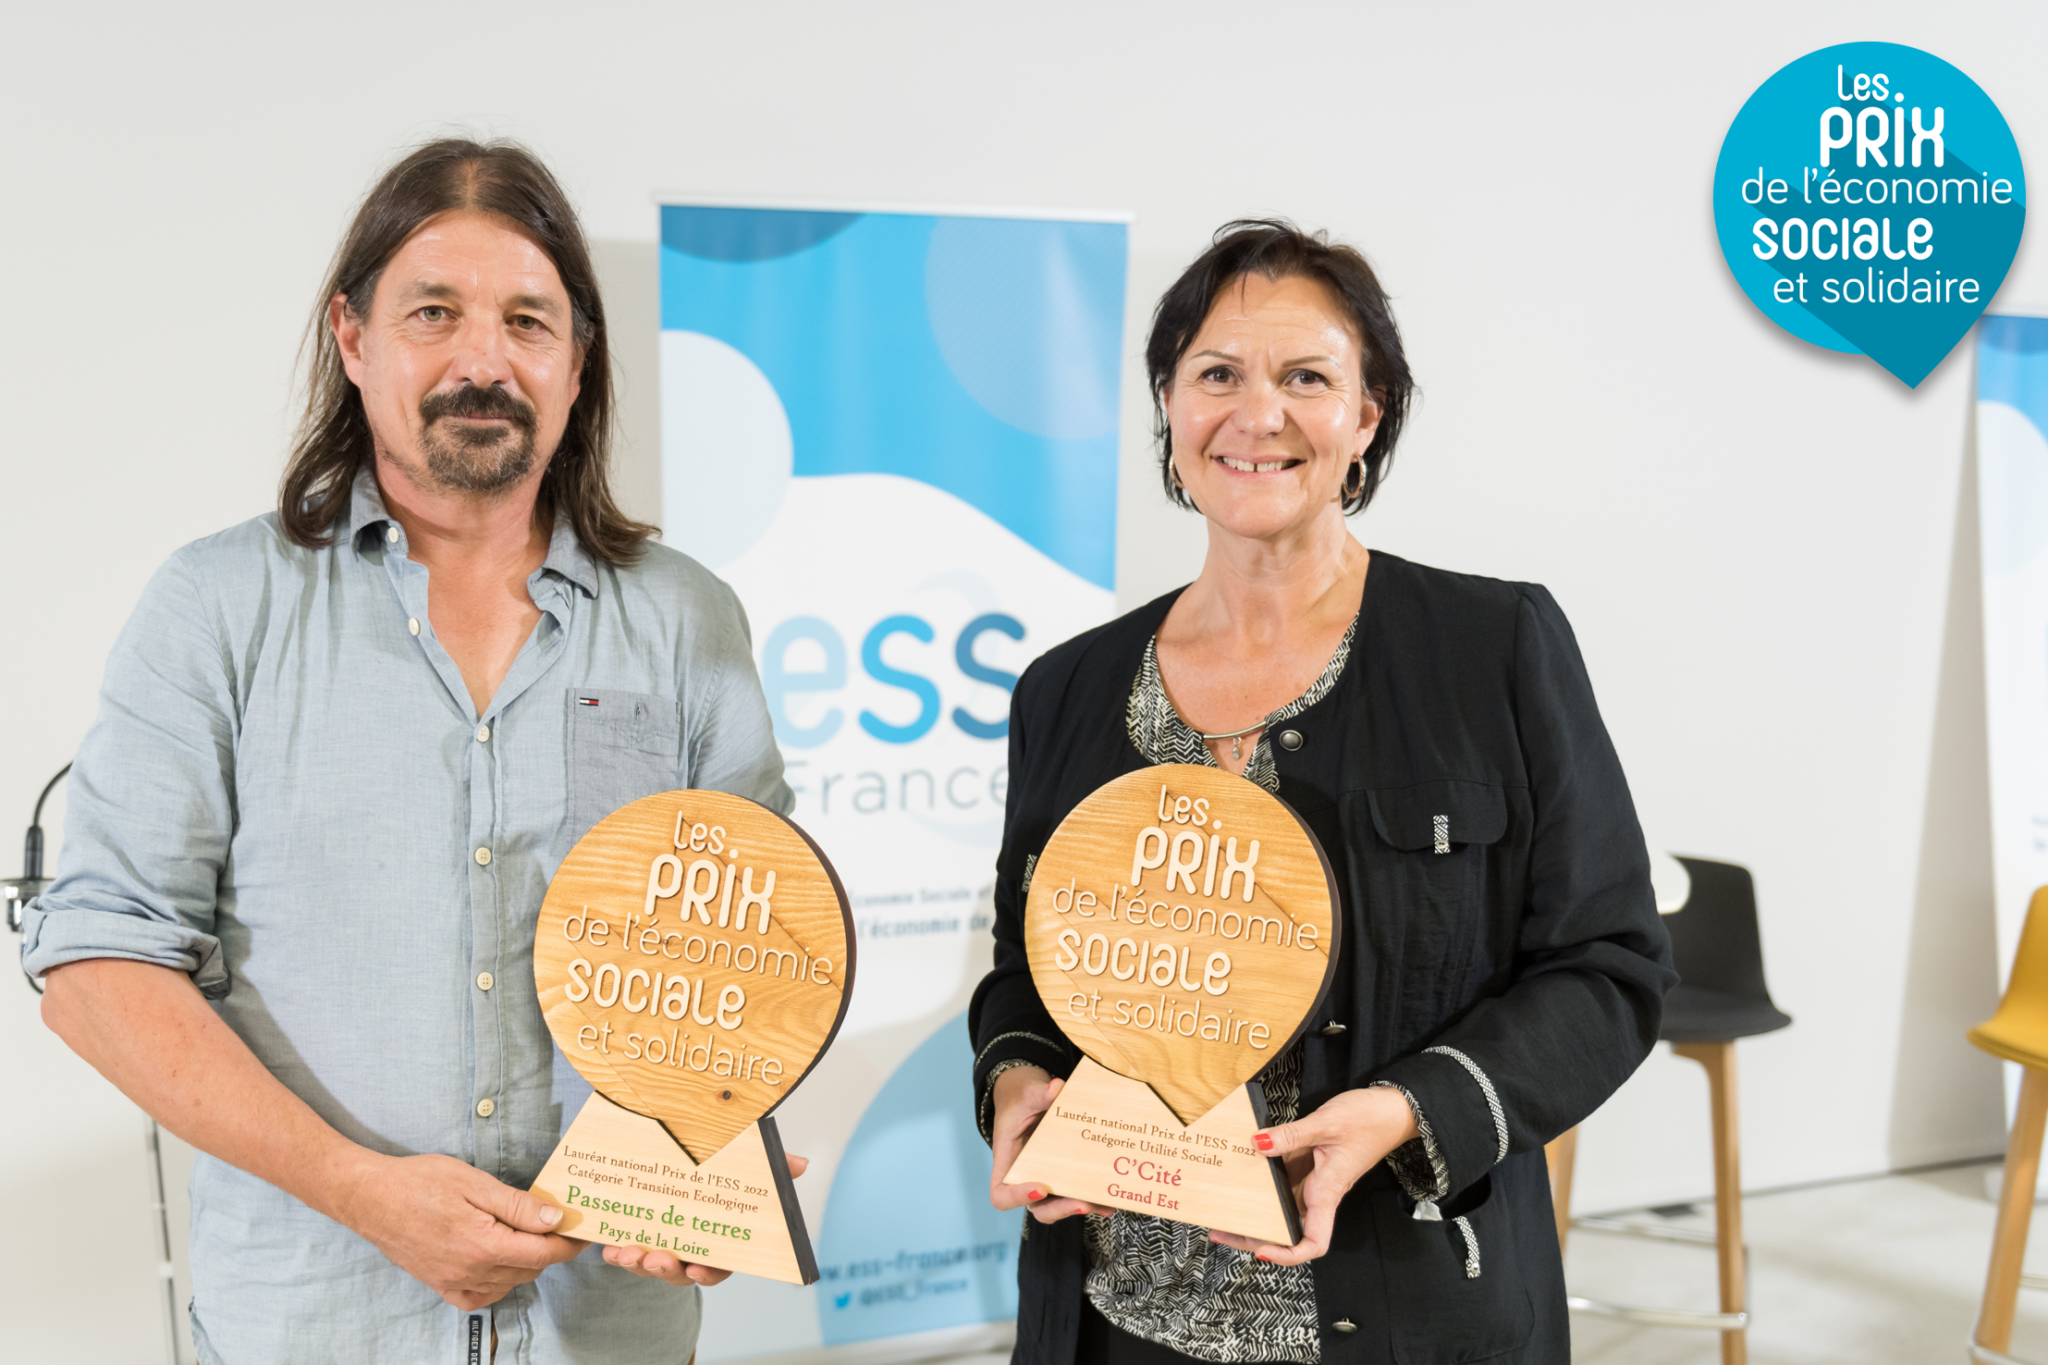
419,385 -> 537,432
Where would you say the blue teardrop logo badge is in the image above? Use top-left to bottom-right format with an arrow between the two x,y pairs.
1714,43 -> 2025,388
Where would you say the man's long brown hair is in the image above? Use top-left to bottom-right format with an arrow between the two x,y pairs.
280,137 -> 654,564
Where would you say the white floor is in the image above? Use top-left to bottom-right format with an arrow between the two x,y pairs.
939,1161 -> 2048,1365
1564,1159 -> 2032,1364
7,1142 -> 2035,1364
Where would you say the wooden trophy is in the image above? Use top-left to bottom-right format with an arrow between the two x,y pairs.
1001,764 -> 1339,1245
529,790 -> 853,1284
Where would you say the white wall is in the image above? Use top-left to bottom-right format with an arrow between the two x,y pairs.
1,1 -> 2037,1356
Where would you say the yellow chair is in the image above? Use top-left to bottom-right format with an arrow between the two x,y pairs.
1970,885 -> 2048,1364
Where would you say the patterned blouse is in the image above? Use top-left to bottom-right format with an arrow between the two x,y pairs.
1080,620 -> 1357,1364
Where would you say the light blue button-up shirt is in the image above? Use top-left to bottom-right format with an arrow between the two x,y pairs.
24,469 -> 791,1364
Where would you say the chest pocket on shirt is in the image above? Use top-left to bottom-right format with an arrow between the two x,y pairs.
565,688 -> 682,847
1367,780 -> 1508,857
1348,779 -> 1511,1024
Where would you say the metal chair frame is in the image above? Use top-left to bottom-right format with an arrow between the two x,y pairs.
1565,1215 -> 1749,1332
1550,1039 -> 1753,1360
1549,855 -> 1791,1365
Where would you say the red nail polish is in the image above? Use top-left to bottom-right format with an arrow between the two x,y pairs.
1254,1133 -> 1273,1152
1029,1189 -> 1043,1200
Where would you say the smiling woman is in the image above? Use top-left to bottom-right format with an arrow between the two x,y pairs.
1146,222 -> 1411,523
970,221 -> 1675,1365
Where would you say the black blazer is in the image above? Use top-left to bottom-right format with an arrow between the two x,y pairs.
968,552 -> 1675,1365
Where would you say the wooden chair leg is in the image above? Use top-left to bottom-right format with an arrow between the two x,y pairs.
1545,1125 -> 1579,1252
1979,1066 -> 2048,1355
1674,1042 -> 1745,1365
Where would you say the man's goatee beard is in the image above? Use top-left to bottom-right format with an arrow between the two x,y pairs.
413,385 -> 542,494
419,428 -> 537,493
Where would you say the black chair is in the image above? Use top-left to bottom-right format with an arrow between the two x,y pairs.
1546,855 -> 1792,1365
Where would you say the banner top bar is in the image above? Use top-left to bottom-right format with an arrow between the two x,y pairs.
653,191 -> 1134,225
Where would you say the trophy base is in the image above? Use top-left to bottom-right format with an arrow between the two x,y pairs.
1001,1057 -> 1302,1245
531,1093 -> 818,1285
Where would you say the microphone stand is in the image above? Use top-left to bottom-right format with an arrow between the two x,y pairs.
4,763 -> 70,971
7,763 -> 184,1364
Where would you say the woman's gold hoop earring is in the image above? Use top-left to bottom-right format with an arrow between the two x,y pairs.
1344,460 -> 1365,499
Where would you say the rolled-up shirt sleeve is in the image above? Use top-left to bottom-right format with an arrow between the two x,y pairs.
22,548 -> 235,997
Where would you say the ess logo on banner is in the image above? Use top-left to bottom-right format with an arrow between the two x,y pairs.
1713,42 -> 2025,387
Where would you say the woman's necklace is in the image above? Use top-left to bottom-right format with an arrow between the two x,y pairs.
1195,719 -> 1267,762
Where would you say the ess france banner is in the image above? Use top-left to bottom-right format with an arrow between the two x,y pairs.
1978,317 -> 2048,1045
657,205 -> 1128,1360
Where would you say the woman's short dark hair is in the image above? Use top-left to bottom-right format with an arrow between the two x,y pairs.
1145,219 -> 1414,516
280,137 -> 655,564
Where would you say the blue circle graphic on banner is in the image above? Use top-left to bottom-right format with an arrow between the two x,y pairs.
1713,43 -> 2025,387
925,217 -> 1126,440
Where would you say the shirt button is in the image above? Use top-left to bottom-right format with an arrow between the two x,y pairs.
408,618 -> 420,636
385,525 -> 400,544
1321,1022 -> 1348,1037
1278,729 -> 1303,751
476,1098 -> 496,1118
474,847 -> 492,866
1333,1318 -> 1357,1334
475,724 -> 491,743
477,972 -> 494,991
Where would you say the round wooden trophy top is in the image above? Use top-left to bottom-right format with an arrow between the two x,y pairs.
534,790 -> 853,1163
1024,764 -> 1339,1125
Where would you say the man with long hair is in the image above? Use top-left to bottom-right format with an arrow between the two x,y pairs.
23,139 -> 790,1362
